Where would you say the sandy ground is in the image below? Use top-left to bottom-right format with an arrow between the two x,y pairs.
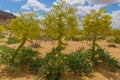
0,36 -> 120,80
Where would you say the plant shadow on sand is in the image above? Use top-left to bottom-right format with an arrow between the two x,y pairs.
0,66 -> 36,80
0,65 -> 120,80
93,64 -> 120,80
60,64 -> 120,80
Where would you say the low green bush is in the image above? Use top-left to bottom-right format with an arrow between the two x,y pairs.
64,48 -> 93,75
0,45 -> 40,70
107,38 -> 114,43
36,48 -> 64,80
7,37 -> 19,44
65,35 -> 106,42
64,48 -> 120,76
16,47 -> 40,68
92,48 -> 120,69
0,45 -> 15,65
114,37 -> 120,44
107,37 -> 120,44
0,46 -> 120,79
0,35 -> 5,39
110,28 -> 120,44
65,36 -> 87,41
30,57 -> 44,71
65,35 -> 96,41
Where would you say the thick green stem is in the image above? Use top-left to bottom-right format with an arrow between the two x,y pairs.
12,37 -> 27,61
57,13 -> 63,65
92,34 -> 97,52
9,32 -> 12,38
57,37 -> 63,65
16,37 -> 27,53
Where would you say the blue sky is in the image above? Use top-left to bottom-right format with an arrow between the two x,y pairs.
0,0 -> 120,13
0,0 -> 120,28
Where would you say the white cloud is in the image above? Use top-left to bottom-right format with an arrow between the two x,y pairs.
13,11 -> 44,20
21,5 -> 30,10
111,11 -> 120,28
116,0 -> 120,2
77,5 -> 105,18
65,0 -> 86,17
38,15 -> 44,19
11,0 -> 22,2
118,4 -> 120,7
65,0 -> 120,5
21,0 -> 50,11
88,0 -> 116,4
4,10 -> 11,13
13,12 -> 20,16
65,0 -> 104,19
65,0 -> 86,6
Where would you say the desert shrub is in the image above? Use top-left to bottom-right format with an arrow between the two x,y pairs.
42,0 -> 79,67
39,34 -> 54,41
107,37 -> 120,44
0,45 -> 40,70
114,37 -> 120,44
0,35 -> 5,39
8,12 -> 41,61
65,36 -> 84,41
64,48 -> 120,76
0,58 -> 3,64
30,57 -> 44,71
65,35 -> 92,41
82,8 -> 112,53
65,35 -> 106,41
110,28 -> 120,44
64,48 -> 93,75
107,37 -> 114,43
0,25 -> 5,37
0,45 -> 15,65
97,35 -> 106,40
7,37 -> 19,44
16,47 -> 40,68
36,48 -> 65,80
91,48 -> 120,69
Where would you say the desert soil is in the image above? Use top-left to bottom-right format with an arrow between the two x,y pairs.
0,36 -> 120,80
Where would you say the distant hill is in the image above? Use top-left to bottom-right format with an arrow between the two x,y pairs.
0,10 -> 16,26
0,10 -> 16,21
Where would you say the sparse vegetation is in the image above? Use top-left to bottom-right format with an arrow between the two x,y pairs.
0,25 -> 5,39
82,8 -> 112,52
0,0 -> 120,80
111,28 -> 120,44
91,48 -> 120,69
